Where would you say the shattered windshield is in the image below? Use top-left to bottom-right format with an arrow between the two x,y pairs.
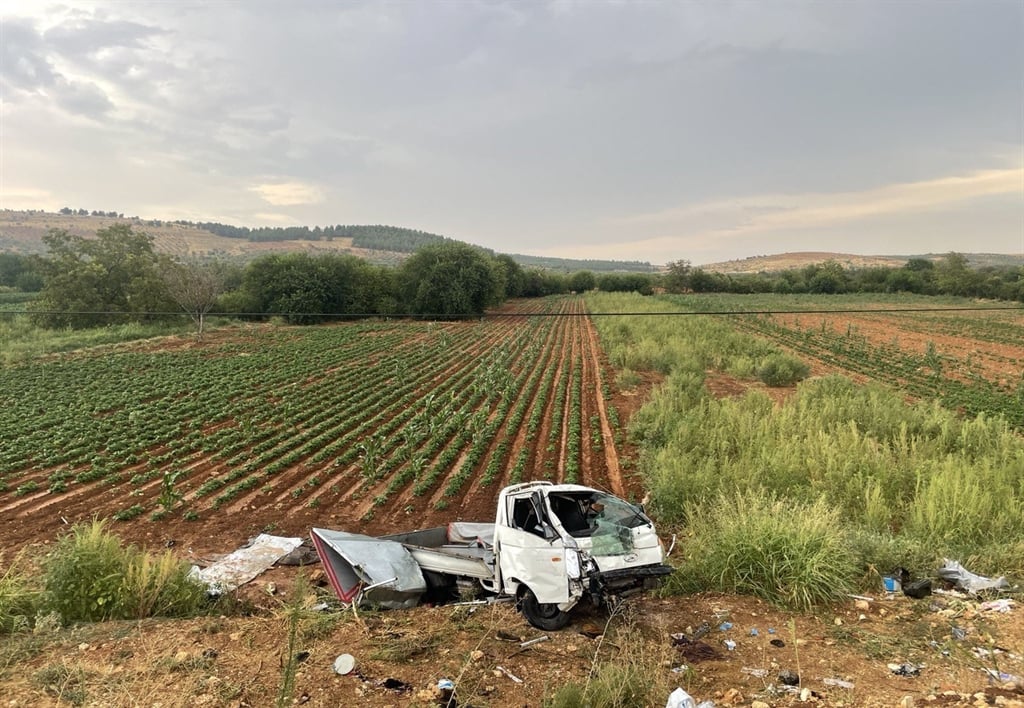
546,492 -> 650,555
590,493 -> 650,530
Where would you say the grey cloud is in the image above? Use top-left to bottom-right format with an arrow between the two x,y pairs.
53,78 -> 114,117
0,19 -> 58,90
43,17 -> 163,58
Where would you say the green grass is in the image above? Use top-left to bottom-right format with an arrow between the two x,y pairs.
0,314 -> 195,364
665,492 -> 858,610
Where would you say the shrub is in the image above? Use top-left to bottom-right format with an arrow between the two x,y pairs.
44,521 -> 130,622
43,520 -> 206,623
666,492 -> 857,610
756,353 -> 810,386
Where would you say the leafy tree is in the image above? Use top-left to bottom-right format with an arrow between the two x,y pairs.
688,268 -> 729,293
905,258 -> 936,272
521,269 -> 568,297
595,273 -> 653,295
396,242 -> 502,317
663,260 -> 692,293
885,269 -> 925,294
31,225 -> 173,328
568,270 -> 596,293
935,252 -> 981,296
14,270 -> 44,292
493,254 -> 527,298
0,253 -> 43,290
806,260 -> 848,294
236,252 -> 394,323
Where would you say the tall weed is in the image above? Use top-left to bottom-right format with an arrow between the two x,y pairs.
0,551 -> 38,633
669,492 -> 858,610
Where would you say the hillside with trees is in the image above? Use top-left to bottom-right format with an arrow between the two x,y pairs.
0,210 -> 654,272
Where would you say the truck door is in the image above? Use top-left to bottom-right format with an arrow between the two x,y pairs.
496,492 -> 570,604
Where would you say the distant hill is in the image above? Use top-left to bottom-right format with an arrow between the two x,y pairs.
0,210 -> 653,272
508,253 -> 656,273
0,211 -> 428,265
699,251 -> 1023,274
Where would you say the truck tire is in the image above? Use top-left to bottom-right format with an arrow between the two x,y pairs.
519,587 -> 571,631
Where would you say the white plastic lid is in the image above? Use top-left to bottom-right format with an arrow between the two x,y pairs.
333,653 -> 356,675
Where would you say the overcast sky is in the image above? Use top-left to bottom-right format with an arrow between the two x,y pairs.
2,1 -> 1022,265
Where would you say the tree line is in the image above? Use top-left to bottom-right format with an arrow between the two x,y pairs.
664,256 -> 1024,301
5,226 -> 1022,334
17,225 -> 654,331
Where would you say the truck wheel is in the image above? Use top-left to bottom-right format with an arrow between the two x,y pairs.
519,588 -> 571,631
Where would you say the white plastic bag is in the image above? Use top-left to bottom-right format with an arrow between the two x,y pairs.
665,688 -> 696,708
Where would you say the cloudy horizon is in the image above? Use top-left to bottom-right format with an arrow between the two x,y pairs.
2,0 -> 1022,265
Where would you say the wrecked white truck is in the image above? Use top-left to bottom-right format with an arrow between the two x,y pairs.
311,481 -> 673,629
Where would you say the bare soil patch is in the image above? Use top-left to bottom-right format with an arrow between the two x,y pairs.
2,579 -> 1020,707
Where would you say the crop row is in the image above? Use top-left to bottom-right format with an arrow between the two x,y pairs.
733,314 -> 1024,428
1,296 -> 614,525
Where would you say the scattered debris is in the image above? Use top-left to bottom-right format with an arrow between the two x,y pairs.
937,559 -> 1009,595
723,639 -> 737,651
889,663 -> 922,677
902,579 -> 932,599
191,534 -> 304,594
822,677 -> 855,689
980,598 -> 1015,613
333,653 -> 356,675
379,677 -> 411,692
719,622 -> 733,631
741,667 -> 769,678
494,666 -> 522,684
778,669 -> 800,686
672,633 -> 722,663
519,635 -> 550,648
437,678 -> 455,704
769,639 -> 786,648
983,669 -> 1022,686
665,687 -> 694,708
276,539 -> 320,566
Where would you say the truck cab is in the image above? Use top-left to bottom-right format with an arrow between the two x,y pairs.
493,482 -> 672,629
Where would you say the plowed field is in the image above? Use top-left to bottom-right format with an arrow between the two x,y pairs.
728,304 -> 1024,426
0,295 -> 636,556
